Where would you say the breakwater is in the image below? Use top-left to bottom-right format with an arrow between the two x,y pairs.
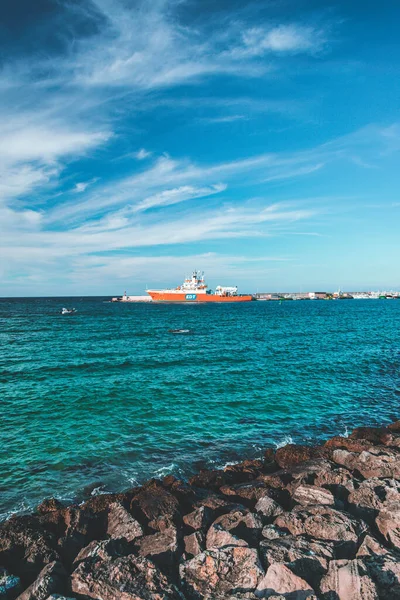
1,420 -> 399,599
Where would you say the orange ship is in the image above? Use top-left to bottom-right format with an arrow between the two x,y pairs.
147,271 -> 253,303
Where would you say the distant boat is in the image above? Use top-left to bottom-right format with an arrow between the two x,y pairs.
61,308 -> 77,315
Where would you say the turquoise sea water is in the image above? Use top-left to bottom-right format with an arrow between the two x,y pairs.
1,297 -> 400,519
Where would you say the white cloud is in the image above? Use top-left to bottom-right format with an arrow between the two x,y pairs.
135,148 -> 152,160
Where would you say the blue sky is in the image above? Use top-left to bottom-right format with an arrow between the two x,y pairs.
1,0 -> 399,295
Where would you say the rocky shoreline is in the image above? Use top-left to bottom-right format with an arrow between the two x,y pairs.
1,422 -> 400,600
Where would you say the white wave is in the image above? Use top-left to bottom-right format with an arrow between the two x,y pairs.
274,435 -> 294,449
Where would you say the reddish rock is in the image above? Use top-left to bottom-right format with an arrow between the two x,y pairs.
387,420 -> 400,432
261,525 -> 289,541
130,481 -> 180,532
314,467 -> 355,499
0,516 -> 60,583
184,531 -> 204,558
256,563 -> 314,598
206,509 -> 262,549
224,460 -> 264,481
137,527 -> 179,569
350,426 -> 393,446
356,534 -> 388,557
16,561 -> 67,600
292,485 -> 335,507
324,436 -> 373,453
183,506 -> 214,532
189,469 -> 234,490
255,496 -> 284,520
72,554 -> 182,599
274,506 -> 366,557
275,445 -> 327,470
348,478 -> 400,522
375,505 -> 400,549
36,500 -> 64,515
259,535 -> 334,588
319,559 -> 378,600
107,502 -> 143,542
193,494 -> 244,515
80,491 -> 134,514
332,449 -> 400,479
179,546 -> 264,598
72,538 -> 127,567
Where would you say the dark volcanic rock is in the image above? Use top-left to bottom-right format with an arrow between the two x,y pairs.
130,481 -> 180,532
16,561 -> 68,600
189,469 -> 234,490
107,502 -> 143,542
71,554 -> 183,599
180,546 -> 264,598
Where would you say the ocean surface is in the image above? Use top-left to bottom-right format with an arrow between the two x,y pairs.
1,297 -> 400,519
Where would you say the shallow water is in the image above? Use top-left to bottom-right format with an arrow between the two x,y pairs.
1,297 -> 399,518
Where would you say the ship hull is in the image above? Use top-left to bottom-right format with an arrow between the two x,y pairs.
147,291 -> 253,302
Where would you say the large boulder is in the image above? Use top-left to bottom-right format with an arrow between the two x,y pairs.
130,482 -> 180,532
292,485 -> 335,507
319,559 -> 378,600
107,502 -> 143,542
347,478 -> 400,522
71,554 -> 183,600
184,531 -> 204,558
16,561 -> 68,600
332,449 -> 400,479
259,535 -> 334,589
256,563 -> 314,599
180,546 -> 264,598
274,506 -> 366,557
364,554 -> 400,599
137,527 -> 179,569
356,535 -> 389,558
206,510 -> 263,550
72,538 -> 128,567
274,446 -> 327,470
254,496 -> 284,520
183,506 -> 214,532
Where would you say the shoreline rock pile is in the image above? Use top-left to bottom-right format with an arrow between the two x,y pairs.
1,421 -> 400,599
